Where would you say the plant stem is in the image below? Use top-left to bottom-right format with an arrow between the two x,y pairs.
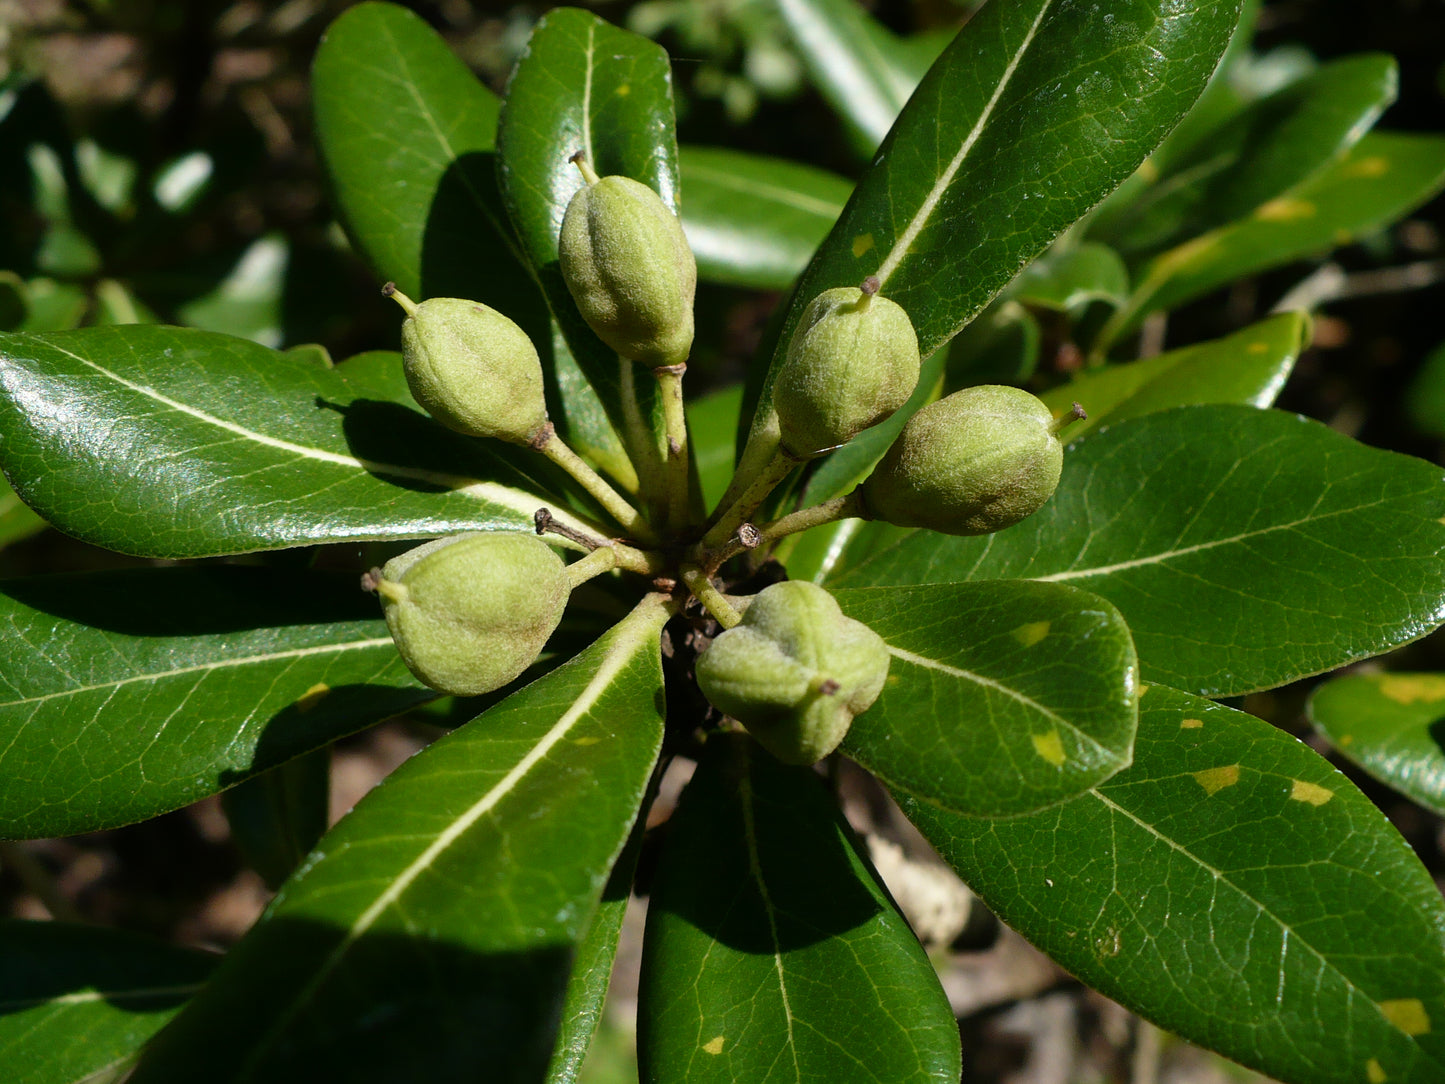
706,491 -> 863,571
563,545 -> 617,589
700,447 -> 798,551
654,365 -> 691,530
618,355 -> 666,511
681,566 -> 743,629
534,426 -> 658,543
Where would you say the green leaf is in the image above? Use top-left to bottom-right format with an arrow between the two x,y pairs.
773,0 -> 944,155
221,748 -> 332,891
497,8 -> 680,462
904,686 -> 1445,1084
836,582 -> 1137,816
1109,132 -> 1445,336
745,0 -> 1242,441
686,383 -> 744,512
0,920 -> 216,1084
638,733 -> 961,1083
679,146 -> 850,289
131,596 -> 670,1084
1308,671 -> 1445,818
939,298 -> 1041,389
0,326 -> 598,558
0,568 -> 431,840
1011,242 -> 1130,313
1040,310 -> 1307,440
0,473 -> 44,550
546,807 -> 647,1084
836,405 -> 1445,697
1102,53 -> 1398,255
1406,340 -> 1445,439
312,2 -> 623,477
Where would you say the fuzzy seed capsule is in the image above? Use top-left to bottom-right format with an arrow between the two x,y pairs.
772,280 -> 921,458
389,289 -> 549,444
696,581 -> 890,765
558,163 -> 696,367
862,384 -> 1064,536
373,532 -> 568,696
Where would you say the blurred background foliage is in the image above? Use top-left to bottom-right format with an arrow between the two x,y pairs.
0,2 -> 1442,1080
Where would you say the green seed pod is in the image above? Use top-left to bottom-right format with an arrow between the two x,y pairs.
372,532 -> 568,696
388,287 -> 549,444
696,580 -> 890,765
862,384 -> 1066,536
558,160 -> 696,367
772,279 -> 921,458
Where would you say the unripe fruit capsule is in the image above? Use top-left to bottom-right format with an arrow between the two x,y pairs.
558,156 -> 696,367
862,384 -> 1066,536
772,278 -> 921,458
387,286 -> 549,445
373,532 -> 569,696
695,580 -> 890,765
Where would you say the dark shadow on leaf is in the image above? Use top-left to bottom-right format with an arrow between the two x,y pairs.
0,567 -> 382,635
127,918 -> 575,1084
1425,716 -> 1445,756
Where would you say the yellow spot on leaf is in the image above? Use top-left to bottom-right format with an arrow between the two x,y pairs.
296,683 -> 330,712
1032,730 -> 1066,767
1138,684 -> 1151,698
852,233 -> 874,258
1137,158 -> 1159,183
573,736 -> 601,746
1340,733 -> 1355,746
1367,1057 -> 1388,1083
1012,620 -> 1050,647
1343,155 -> 1390,179
1094,927 -> 1121,958
1377,674 -> 1445,705
702,1036 -> 725,1055
1192,765 -> 1240,796
1290,779 -> 1333,806
1246,340 -> 1268,353
1334,229 -> 1354,245
1180,717 -> 1204,730
615,84 -> 631,97
1254,197 -> 1315,222
1379,999 -> 1430,1036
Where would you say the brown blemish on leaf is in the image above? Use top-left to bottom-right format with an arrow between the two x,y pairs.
1192,765 -> 1240,796
1032,730 -> 1066,767
296,683 -> 330,712
1012,620 -> 1050,647
1379,998 -> 1430,1036
1289,779 -> 1333,806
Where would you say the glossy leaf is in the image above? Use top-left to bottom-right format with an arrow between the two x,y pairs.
836,406 -> 1445,697
0,326 -> 598,558
687,383 -> 744,511
131,597 -> 671,1084
1041,311 -> 1307,440
905,686 -> 1445,1084
1011,242 -> 1130,313
221,748 -> 332,890
1112,132 -> 1445,335
774,0 -> 944,155
497,8 -> 679,460
679,146 -> 850,289
311,2 -> 623,478
1102,53 -> 1397,255
0,920 -> 216,1084
745,0 -> 1242,437
546,809 -> 647,1084
0,474 -> 44,550
836,581 -> 1137,816
638,733 -> 961,1083
1308,671 -> 1445,817
0,568 -> 430,839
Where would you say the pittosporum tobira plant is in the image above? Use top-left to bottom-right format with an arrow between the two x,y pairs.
2,2 -> 1445,1083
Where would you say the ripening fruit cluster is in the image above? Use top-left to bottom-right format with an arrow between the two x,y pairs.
368,152 -> 1080,766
